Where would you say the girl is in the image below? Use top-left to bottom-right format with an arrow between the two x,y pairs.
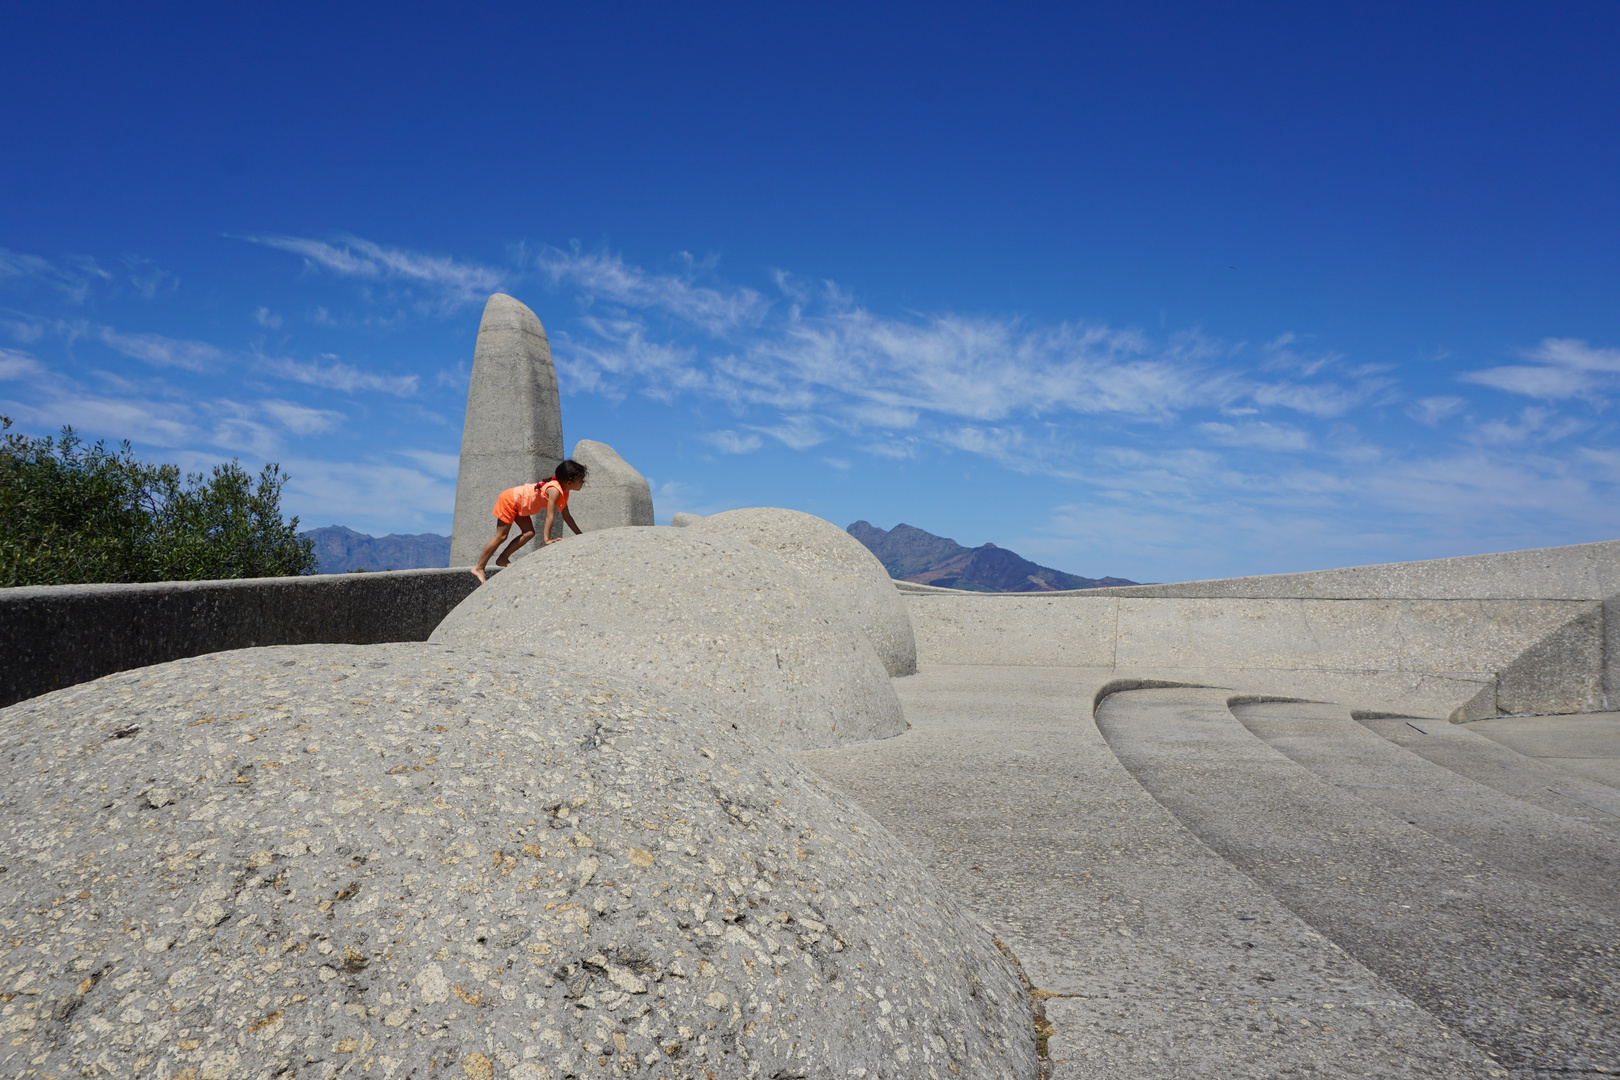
470,459 -> 588,582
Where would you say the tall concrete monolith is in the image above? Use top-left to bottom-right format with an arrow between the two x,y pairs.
448,294 -> 565,565
564,439 -> 655,533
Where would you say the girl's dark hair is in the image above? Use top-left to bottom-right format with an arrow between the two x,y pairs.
553,459 -> 588,485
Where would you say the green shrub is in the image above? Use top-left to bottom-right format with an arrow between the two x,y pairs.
0,416 -> 316,586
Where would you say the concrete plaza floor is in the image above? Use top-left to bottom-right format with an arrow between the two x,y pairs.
793,665 -> 1619,1080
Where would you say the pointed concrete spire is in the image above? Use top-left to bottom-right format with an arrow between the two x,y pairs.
449,294 -> 566,565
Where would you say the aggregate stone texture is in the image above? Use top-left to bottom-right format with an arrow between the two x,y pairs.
689,510 -> 917,678
902,591 -> 1602,717
450,293 -> 566,564
792,666 -> 1497,1080
565,441 -> 654,535
1097,687 -> 1620,1077
668,515 -> 703,529
0,643 -> 1033,1080
431,528 -> 905,750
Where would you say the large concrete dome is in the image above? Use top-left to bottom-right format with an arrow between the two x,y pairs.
431,528 -> 905,749
689,508 -> 917,677
0,644 -> 1033,1080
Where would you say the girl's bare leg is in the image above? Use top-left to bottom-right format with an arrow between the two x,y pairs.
471,523 -> 512,582
495,517 -> 536,567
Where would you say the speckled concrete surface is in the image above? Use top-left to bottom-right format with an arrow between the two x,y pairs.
903,591 -> 1604,719
688,510 -> 917,678
1098,687 -> 1620,1077
0,644 -> 1031,1080
432,528 -> 905,750
1232,701 -> 1620,914
793,666 -> 1497,1080
1466,711 -> 1620,791
1358,715 -> 1620,823
565,440 -> 655,535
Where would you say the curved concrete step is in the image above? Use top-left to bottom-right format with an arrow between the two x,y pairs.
1466,712 -> 1620,792
1231,700 -> 1620,916
796,667 -> 1497,1080
1356,714 -> 1620,825
1096,686 -> 1620,1077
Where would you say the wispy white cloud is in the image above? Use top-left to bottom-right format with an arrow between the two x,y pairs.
98,327 -> 223,372
260,399 -> 344,435
254,306 -> 283,329
0,348 -> 46,380
540,248 -> 767,336
1462,337 -> 1620,400
862,438 -> 919,460
747,415 -> 827,450
1260,332 -> 1344,377
701,430 -> 763,454
1468,406 -> 1586,447
208,400 -> 284,457
555,318 -> 706,400
2,317 -> 45,343
240,234 -> 505,310
0,250 -> 56,282
259,354 -> 418,396
1245,379 -> 1376,418
1197,421 -> 1312,452
0,248 -> 111,303
1463,364 -> 1593,399
123,256 -> 179,299
0,391 -> 198,447
542,248 -> 1398,444
1409,396 -> 1465,425
397,449 -> 460,479
2,362 -> 348,459
1527,338 -> 1620,372
276,456 -> 457,533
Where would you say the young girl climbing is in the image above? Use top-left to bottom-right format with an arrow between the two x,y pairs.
470,459 -> 589,582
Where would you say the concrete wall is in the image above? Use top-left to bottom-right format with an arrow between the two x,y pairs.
898,539 -> 1620,601
904,562 -> 1612,720
10,537 -> 1613,720
0,569 -> 482,708
1091,539 -> 1620,600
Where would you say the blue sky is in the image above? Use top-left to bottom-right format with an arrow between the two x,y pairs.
3,2 -> 1619,583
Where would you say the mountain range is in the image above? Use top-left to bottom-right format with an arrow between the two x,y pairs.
847,521 -> 1138,592
299,526 -> 451,574
297,521 -> 1136,592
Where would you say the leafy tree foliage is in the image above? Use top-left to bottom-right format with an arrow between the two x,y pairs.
0,417 -> 316,586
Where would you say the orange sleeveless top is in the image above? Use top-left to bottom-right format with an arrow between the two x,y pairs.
492,480 -> 567,522
538,479 -> 569,512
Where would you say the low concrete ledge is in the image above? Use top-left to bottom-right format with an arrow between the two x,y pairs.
0,568 -> 482,708
903,591 -> 1606,719
1086,538 -> 1620,601
892,537 -> 1620,601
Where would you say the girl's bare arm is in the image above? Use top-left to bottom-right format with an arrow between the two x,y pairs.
543,488 -> 561,543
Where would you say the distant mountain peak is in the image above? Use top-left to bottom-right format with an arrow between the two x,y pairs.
299,526 -> 450,574
847,521 -> 1137,592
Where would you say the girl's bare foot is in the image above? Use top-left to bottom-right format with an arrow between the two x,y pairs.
494,556 -> 511,567
470,567 -> 487,583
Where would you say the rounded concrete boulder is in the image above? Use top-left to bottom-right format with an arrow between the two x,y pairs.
565,439 -> 654,536
690,508 -> 918,677
432,528 -> 905,749
0,644 -> 1033,1080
